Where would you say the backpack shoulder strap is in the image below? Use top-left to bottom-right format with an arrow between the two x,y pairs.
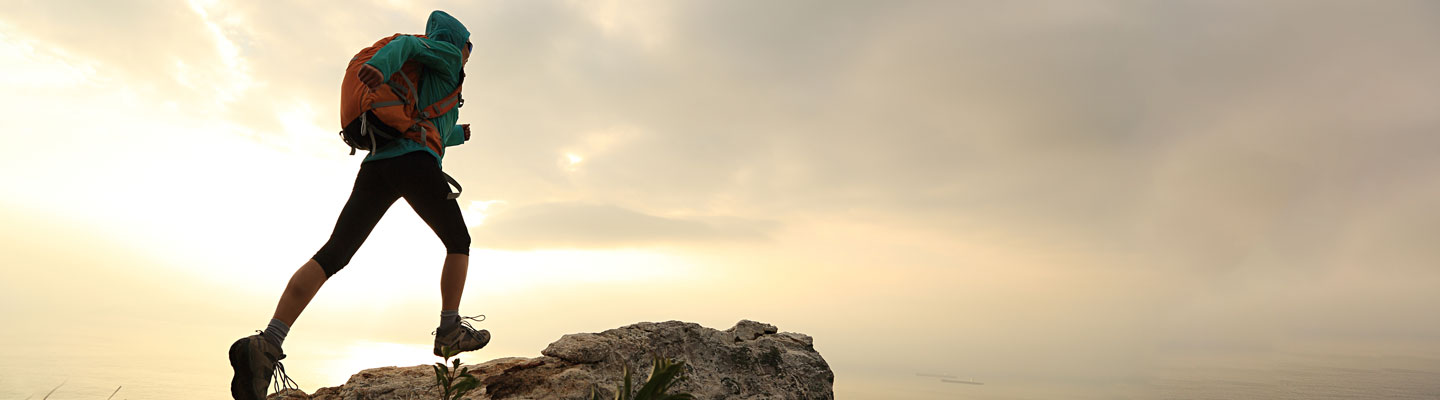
419,84 -> 463,119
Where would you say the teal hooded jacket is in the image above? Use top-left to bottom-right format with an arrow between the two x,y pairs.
362,10 -> 470,165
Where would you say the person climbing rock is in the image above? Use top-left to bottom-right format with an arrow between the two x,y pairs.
228,10 -> 489,400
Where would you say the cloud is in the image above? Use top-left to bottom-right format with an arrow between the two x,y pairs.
2,0 -> 435,138
421,1 -> 1439,287
10,0 -> 1440,281
469,202 -> 775,249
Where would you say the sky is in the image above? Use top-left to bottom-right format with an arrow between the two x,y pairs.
2,0 -> 1440,398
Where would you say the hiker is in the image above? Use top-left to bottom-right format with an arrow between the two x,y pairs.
228,10 -> 489,400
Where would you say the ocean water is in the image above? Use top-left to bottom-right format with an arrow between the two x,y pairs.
824,351 -> 1440,400
3,339 -> 1439,399
1143,352 -> 1440,400
0,341 -> 223,399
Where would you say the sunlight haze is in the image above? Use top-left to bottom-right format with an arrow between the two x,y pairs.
2,1 -> 1440,399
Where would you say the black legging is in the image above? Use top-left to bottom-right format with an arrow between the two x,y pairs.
312,151 -> 470,277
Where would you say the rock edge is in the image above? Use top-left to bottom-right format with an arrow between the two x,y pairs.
268,319 -> 833,400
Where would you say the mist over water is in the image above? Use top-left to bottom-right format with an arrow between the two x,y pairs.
5,334 -> 1440,399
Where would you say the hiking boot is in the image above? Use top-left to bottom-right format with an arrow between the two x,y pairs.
433,314 -> 490,356
228,332 -> 297,400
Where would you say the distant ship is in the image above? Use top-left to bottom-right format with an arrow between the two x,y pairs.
942,379 -> 984,385
917,373 -> 983,385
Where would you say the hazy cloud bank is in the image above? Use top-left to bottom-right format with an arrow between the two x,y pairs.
470,202 -> 775,249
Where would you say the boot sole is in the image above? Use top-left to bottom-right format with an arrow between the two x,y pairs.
433,336 -> 491,357
229,338 -> 256,400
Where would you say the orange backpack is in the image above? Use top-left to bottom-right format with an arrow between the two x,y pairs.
338,34 -> 464,156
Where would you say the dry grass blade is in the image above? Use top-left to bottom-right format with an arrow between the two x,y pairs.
41,380 -> 66,400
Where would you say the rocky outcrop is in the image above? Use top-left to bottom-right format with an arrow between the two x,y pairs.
269,320 -> 833,400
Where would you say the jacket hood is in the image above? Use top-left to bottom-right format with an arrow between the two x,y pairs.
425,10 -> 469,49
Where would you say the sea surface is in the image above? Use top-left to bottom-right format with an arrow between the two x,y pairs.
3,341 -> 1439,399
839,350 -> 1440,400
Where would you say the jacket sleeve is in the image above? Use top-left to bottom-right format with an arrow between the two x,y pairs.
444,124 -> 466,147
364,36 -> 462,83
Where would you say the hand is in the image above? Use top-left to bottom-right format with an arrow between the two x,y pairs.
357,64 -> 383,89
461,124 -> 471,141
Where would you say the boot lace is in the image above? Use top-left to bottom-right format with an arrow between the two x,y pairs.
270,358 -> 300,395
255,330 -> 300,395
432,314 -> 487,336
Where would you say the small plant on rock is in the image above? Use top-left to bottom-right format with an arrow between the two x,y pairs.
590,357 -> 695,400
433,347 -> 481,400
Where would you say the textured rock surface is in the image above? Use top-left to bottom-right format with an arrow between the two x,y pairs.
268,320 -> 832,400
